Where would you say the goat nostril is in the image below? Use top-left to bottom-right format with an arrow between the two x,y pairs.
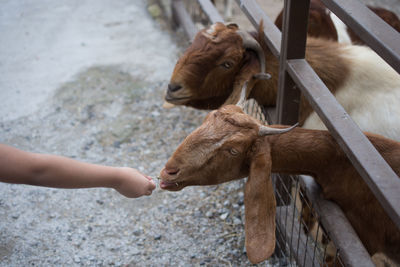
165,168 -> 179,175
168,83 -> 182,92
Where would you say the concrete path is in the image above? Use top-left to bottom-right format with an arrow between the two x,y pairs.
0,0 -> 176,121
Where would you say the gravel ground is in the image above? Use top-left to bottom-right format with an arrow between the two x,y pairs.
0,1 -> 268,266
0,65 -> 250,266
1,0 -> 399,266
0,46 -> 257,266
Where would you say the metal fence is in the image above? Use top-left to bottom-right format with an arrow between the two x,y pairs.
169,0 -> 400,266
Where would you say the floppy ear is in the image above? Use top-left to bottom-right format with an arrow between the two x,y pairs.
244,147 -> 276,264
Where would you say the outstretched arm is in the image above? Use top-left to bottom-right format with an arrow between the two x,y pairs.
0,144 -> 156,198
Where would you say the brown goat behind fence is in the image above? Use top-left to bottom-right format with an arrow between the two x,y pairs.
167,0 -> 400,266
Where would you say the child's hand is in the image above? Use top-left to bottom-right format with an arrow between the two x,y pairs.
113,167 -> 156,198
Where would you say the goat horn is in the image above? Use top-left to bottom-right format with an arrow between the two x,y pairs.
236,30 -> 266,74
258,123 -> 299,136
236,81 -> 249,108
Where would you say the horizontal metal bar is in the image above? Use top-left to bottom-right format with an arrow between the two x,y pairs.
321,0 -> 400,74
198,0 -> 224,24
171,0 -> 198,40
234,0 -> 281,57
286,58 -> 400,230
299,175 -> 375,267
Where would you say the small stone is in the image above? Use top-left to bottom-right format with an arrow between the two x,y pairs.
131,247 -> 141,256
238,196 -> 244,206
96,199 -> 104,205
205,211 -> 213,218
220,212 -> 229,220
11,214 -> 19,219
154,234 -> 162,240
74,256 -> 81,263
233,217 -> 242,225
133,229 -> 143,236
218,208 -> 228,214
151,111 -> 160,117
148,4 -> 162,18
232,249 -> 241,258
194,210 -> 202,217
113,141 -> 121,148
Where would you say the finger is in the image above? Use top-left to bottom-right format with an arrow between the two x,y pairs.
149,181 -> 156,190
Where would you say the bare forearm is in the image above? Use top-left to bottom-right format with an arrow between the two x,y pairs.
0,144 -> 156,198
0,144 -> 119,189
29,154 -> 120,189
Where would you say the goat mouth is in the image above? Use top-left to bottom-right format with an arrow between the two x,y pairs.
160,180 -> 184,191
165,90 -> 192,104
165,95 -> 191,104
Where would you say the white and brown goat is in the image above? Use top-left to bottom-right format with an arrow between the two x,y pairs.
166,22 -> 400,141
274,0 -> 400,44
159,104 -> 400,264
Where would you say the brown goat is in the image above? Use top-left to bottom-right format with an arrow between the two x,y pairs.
167,22 -> 348,114
166,22 -> 400,141
159,104 -> 400,264
274,0 -> 400,44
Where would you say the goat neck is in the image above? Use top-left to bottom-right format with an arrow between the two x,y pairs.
265,127 -> 339,177
265,127 -> 400,258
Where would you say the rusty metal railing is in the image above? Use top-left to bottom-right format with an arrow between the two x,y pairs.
277,0 -> 400,233
169,0 -> 400,266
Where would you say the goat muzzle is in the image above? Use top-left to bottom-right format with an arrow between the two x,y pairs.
165,83 -> 192,104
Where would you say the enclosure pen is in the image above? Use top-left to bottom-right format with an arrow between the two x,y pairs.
169,0 -> 400,266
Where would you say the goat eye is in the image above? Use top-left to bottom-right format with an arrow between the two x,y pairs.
221,61 -> 233,69
229,148 -> 239,155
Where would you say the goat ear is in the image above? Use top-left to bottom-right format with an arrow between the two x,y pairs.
245,149 -> 276,264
